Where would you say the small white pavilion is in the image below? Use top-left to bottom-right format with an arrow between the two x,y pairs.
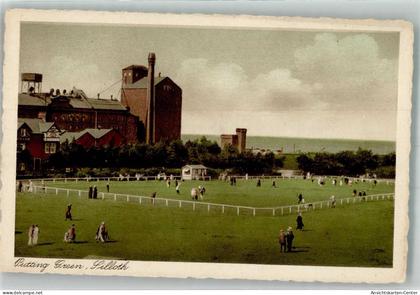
181,164 -> 208,180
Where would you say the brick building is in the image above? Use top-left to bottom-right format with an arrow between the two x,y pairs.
18,88 -> 139,143
17,118 -> 61,171
220,128 -> 247,153
121,53 -> 182,144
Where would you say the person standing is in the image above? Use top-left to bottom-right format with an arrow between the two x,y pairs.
93,186 -> 98,199
32,225 -> 40,245
191,187 -> 198,200
176,182 -> 181,194
279,229 -> 286,253
65,204 -> 72,221
257,179 -> 261,187
69,224 -> 76,242
272,181 -> 276,188
286,227 -> 294,252
88,186 -> 93,199
330,195 -> 336,208
106,182 -> 110,193
296,213 -> 304,230
28,224 -> 34,246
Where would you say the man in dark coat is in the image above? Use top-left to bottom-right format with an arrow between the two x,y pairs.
286,227 -> 294,252
297,193 -> 303,204
93,186 -> 98,199
296,212 -> 304,230
65,204 -> 72,221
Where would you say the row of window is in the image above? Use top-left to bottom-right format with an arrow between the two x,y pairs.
17,142 -> 57,154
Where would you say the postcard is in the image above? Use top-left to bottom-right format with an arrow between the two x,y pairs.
0,9 -> 413,282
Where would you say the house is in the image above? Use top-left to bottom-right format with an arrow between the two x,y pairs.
181,164 -> 208,180
17,118 -> 61,171
60,128 -> 123,148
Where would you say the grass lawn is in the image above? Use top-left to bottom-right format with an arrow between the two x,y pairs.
41,178 -> 395,208
15,187 -> 394,267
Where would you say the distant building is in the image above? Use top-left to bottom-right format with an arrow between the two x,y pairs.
17,118 -> 61,171
182,164 -> 208,180
60,128 -> 123,149
220,128 -> 247,153
121,53 -> 182,144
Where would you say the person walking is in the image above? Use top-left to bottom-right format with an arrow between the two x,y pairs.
106,182 -> 110,193
28,224 -> 34,246
65,204 -> 72,221
93,186 -> 98,199
279,229 -> 286,253
296,212 -> 304,230
32,225 -> 40,245
286,227 -> 294,252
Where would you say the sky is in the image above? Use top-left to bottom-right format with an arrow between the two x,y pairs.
19,23 -> 399,141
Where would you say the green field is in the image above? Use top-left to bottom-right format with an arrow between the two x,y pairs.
42,179 -> 394,208
15,179 -> 395,267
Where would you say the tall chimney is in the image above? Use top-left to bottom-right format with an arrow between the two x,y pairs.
146,52 -> 156,144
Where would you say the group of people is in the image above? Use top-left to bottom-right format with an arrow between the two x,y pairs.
190,185 -> 206,200
62,222 -> 110,243
27,224 -> 40,246
278,226 -> 295,253
88,186 -> 98,199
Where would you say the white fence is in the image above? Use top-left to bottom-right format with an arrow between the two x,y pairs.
18,174 -> 394,184
23,175 -> 212,183
25,184 -> 395,217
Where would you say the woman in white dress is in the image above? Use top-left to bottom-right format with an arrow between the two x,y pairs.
32,225 -> 39,245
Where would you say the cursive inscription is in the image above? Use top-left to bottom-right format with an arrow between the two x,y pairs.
14,258 -> 130,273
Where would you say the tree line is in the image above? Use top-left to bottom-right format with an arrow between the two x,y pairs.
44,137 -> 284,175
17,136 -> 396,178
296,149 -> 395,178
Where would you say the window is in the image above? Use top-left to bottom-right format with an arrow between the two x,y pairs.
45,142 -> 57,154
17,143 -> 26,152
20,128 -> 27,137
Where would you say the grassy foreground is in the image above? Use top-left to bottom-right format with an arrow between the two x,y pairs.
15,190 -> 394,267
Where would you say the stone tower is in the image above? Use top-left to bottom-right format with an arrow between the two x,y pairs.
236,128 -> 247,153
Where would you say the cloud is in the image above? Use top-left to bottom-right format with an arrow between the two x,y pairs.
176,33 -> 398,139
174,58 -> 325,113
294,33 -> 398,110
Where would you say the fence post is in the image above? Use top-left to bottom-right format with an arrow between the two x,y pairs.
281,207 -> 284,215
382,195 -> 385,200
67,190 -> 69,197
178,200 -> 182,208
75,178 -> 78,183
340,199 -> 343,205
272,209 -> 275,216
207,204 -> 210,213
253,208 -> 256,216
78,190 -> 81,197
347,198 -> 349,204
320,202 -> 323,209
237,207 -> 240,216
56,188 -> 58,195
65,178 -> 67,183
102,192 -> 105,200
222,205 -> 225,214
127,195 -> 129,202
53,178 -> 56,183
166,200 -> 169,207
289,207 -> 292,214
